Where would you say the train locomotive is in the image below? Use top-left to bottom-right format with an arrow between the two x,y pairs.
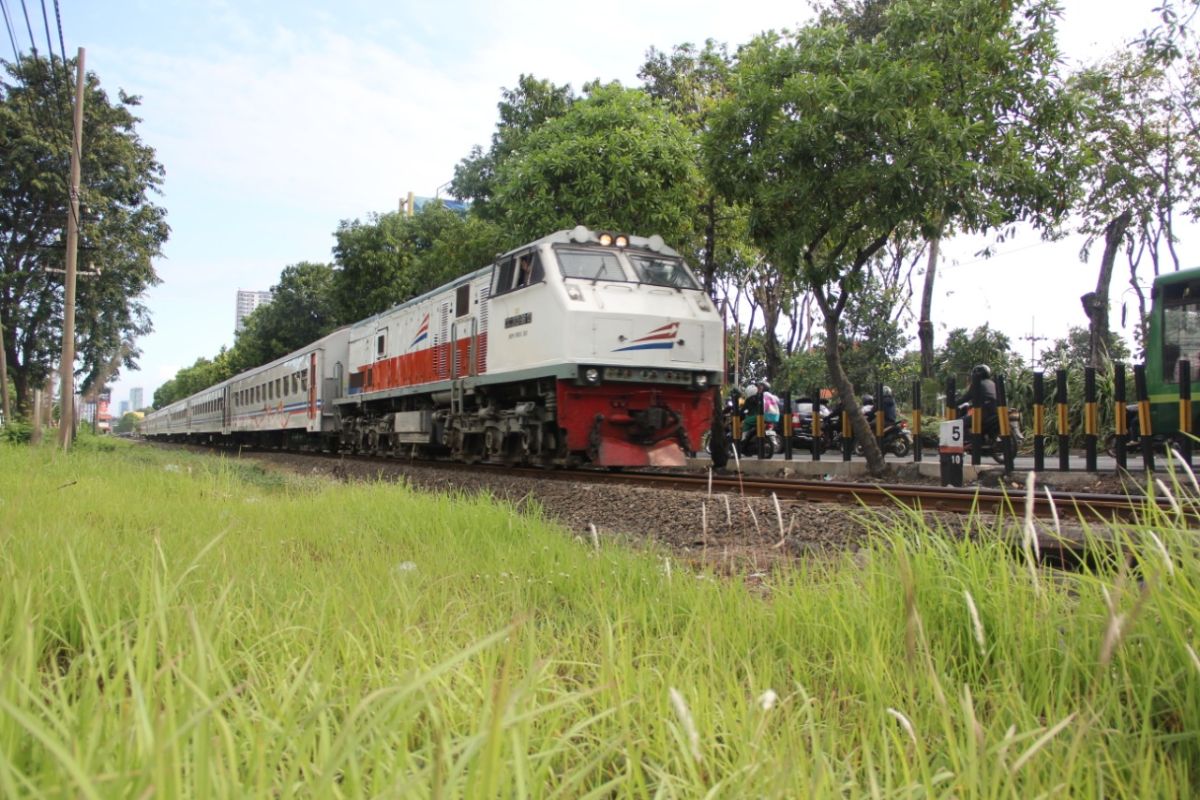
142,226 -> 724,467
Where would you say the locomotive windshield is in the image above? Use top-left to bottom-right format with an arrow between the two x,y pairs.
556,249 -> 630,281
627,254 -> 700,290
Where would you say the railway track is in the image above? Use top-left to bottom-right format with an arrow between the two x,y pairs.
479,464 -> 1168,525
176,441 -> 1170,525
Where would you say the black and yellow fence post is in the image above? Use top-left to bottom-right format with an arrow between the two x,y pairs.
811,387 -> 823,462
1084,366 -> 1098,472
996,374 -> 1014,473
970,372 -> 983,467
912,380 -> 923,463
1113,362 -> 1128,471
731,404 -> 742,447
756,407 -> 767,460
945,375 -> 957,459
1056,369 -> 1070,472
782,390 -> 793,461
874,382 -> 885,442
1134,362 -> 1154,472
1179,360 -> 1192,467
842,404 -> 853,462
1032,371 -> 1046,472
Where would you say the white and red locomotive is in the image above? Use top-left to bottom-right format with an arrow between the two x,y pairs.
142,226 -> 724,467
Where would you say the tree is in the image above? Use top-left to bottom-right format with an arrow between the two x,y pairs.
228,262 -> 337,372
1072,45 -> 1199,364
490,83 -> 702,247
331,203 -> 503,324
152,353 -> 231,408
706,0 -> 1075,474
934,326 -> 1024,390
0,56 -> 169,415
1038,326 -> 1130,374
450,75 -> 575,220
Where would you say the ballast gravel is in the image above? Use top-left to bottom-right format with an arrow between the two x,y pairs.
191,447 -> 985,574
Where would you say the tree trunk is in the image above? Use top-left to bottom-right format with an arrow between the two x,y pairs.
918,232 -> 940,379
1082,210 -> 1131,370
823,306 -> 885,475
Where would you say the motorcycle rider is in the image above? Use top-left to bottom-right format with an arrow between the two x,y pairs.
957,364 -> 999,436
880,385 -> 898,425
758,379 -> 781,426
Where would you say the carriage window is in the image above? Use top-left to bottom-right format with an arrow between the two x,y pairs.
300,369 -> 309,392
556,249 -> 630,282
377,333 -> 386,358
1162,298 -> 1200,383
628,254 -> 701,290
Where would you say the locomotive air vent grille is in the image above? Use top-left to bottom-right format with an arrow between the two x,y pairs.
477,283 -> 490,372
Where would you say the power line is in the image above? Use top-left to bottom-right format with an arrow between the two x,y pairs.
17,0 -> 36,58
0,0 -> 21,64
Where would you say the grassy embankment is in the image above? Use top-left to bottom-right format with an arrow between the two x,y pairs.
1,438 -> 1198,797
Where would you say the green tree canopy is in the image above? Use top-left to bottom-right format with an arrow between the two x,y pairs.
450,74 -> 576,220
0,56 -> 169,415
934,325 -> 1024,390
705,0 -> 1076,473
490,83 -> 702,247
331,203 -> 504,323
228,261 -> 338,373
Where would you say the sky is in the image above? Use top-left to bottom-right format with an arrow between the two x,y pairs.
49,0 -> 1198,408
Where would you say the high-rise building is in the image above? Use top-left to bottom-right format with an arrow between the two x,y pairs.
236,289 -> 274,333
118,400 -> 130,417
129,387 -> 144,410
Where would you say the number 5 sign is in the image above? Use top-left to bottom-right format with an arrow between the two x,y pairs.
939,419 -> 965,455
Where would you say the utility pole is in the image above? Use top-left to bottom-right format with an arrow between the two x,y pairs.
1021,317 -> 1047,369
58,48 -> 85,451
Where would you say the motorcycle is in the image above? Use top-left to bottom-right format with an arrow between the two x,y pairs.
703,401 -> 781,459
1104,403 -> 1178,458
955,403 -> 1024,464
853,407 -> 914,458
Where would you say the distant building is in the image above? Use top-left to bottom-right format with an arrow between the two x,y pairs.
129,387 -> 144,411
236,289 -> 274,334
118,400 -> 130,417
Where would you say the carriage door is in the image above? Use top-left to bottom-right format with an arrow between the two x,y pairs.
223,385 -> 231,432
451,283 -> 474,378
308,352 -> 318,424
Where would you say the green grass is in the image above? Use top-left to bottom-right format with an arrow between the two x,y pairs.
1,440 -> 1198,797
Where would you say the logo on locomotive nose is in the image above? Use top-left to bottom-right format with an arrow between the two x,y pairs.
614,321 -> 679,352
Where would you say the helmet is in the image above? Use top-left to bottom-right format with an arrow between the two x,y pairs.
757,379 -> 771,391
744,385 -> 758,399
862,394 -> 875,406
972,364 -> 992,380
882,385 -> 893,397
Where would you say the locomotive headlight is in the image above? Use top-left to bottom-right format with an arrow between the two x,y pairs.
598,232 -> 614,246
695,374 -> 709,388
614,234 -> 629,247
697,297 -> 711,312
584,367 -> 601,384
566,285 -> 584,301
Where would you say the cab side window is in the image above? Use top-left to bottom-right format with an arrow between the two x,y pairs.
491,251 -> 543,296
492,258 -> 516,296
